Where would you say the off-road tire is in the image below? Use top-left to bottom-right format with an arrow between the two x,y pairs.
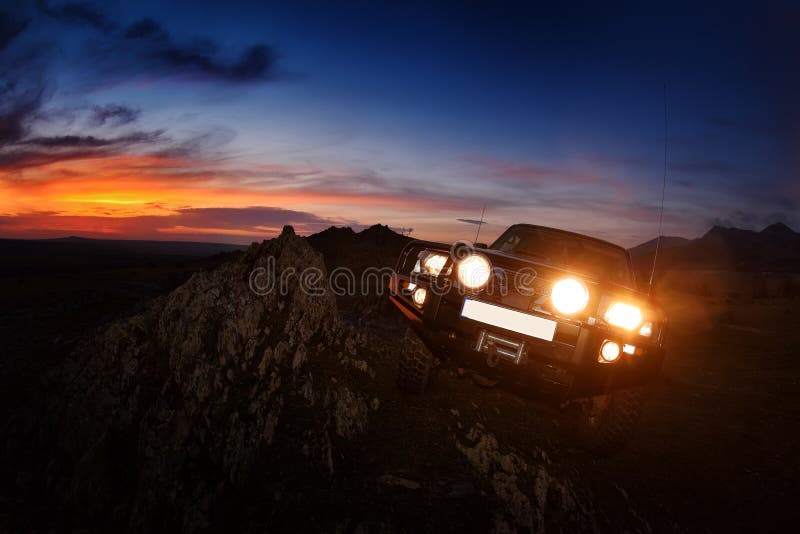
566,387 -> 646,456
396,328 -> 435,393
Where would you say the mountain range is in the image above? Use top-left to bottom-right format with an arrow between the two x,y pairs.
629,222 -> 800,280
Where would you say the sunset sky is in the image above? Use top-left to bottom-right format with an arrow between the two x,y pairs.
1,1 -> 798,246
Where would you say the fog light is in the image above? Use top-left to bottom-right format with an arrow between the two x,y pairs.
638,321 -> 653,337
623,344 -> 636,355
599,340 -> 621,363
412,287 -> 427,307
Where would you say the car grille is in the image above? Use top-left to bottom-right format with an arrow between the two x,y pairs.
480,267 -> 554,311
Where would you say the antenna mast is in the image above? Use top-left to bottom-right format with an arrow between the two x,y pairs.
474,203 -> 487,243
649,84 -> 668,291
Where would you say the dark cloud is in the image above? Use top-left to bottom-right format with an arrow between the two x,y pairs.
123,17 -> 163,40
117,19 -> 275,83
22,130 -> 164,148
38,1 -> 115,32
0,147 -> 100,170
27,3 -> 278,84
173,206 -> 333,230
0,10 -> 29,52
0,86 -> 45,145
89,104 -> 140,126
0,69 -> 168,170
456,218 -> 487,226
0,15 -> 60,152
0,131 -> 166,170
0,1 -> 279,178
229,46 -> 273,81
39,8 -> 279,84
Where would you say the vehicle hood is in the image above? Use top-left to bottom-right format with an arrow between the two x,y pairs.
478,247 -> 644,298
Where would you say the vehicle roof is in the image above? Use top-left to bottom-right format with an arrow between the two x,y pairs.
496,223 -> 629,254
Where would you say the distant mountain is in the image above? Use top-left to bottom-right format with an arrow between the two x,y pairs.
630,222 -> 800,280
758,221 -> 797,239
0,237 -> 247,276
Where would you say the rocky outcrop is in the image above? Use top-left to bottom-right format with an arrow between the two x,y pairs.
457,426 -> 597,533
45,227 -> 376,530
38,226 -> 628,532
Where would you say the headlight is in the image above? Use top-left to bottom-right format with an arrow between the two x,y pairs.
457,254 -> 491,289
422,253 -> 448,275
604,302 -> 643,330
413,251 -> 449,276
411,287 -> 427,307
599,340 -> 621,362
550,278 -> 589,314
638,321 -> 653,337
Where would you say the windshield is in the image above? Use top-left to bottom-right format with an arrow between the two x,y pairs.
491,226 -> 634,285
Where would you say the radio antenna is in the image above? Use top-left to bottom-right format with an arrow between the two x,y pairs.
648,83 -> 668,291
474,203 -> 487,243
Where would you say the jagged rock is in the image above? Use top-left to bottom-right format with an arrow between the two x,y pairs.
457,426 -> 598,533
44,227 -> 378,531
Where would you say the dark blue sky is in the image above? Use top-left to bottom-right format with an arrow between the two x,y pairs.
1,1 -> 797,244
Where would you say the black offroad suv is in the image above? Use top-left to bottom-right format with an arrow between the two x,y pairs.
388,224 -> 666,453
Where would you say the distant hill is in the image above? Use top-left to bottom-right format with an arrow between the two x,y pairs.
306,224 -> 412,272
0,237 -> 247,276
630,222 -> 800,281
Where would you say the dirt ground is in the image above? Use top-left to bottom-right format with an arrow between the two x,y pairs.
361,289 -> 799,532
588,291 -> 799,532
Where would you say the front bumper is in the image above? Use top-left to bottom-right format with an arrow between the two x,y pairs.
389,274 -> 665,399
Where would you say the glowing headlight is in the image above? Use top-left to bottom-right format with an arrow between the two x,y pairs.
457,254 -> 491,289
638,321 -> 653,337
599,340 -> 621,362
604,302 -> 643,331
422,253 -> 448,275
413,251 -> 449,276
412,287 -> 427,307
550,278 -> 589,314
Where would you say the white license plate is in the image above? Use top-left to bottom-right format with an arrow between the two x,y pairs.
461,299 -> 556,341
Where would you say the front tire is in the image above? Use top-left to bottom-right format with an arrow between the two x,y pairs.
396,328 -> 435,393
565,387 -> 646,455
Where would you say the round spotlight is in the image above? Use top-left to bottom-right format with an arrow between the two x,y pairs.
638,321 -> 653,337
412,287 -> 428,307
604,302 -> 643,331
456,254 -> 492,289
599,341 -> 621,363
550,278 -> 590,314
422,253 -> 448,275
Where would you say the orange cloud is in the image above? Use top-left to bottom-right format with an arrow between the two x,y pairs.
0,153 -> 487,241
0,153 -> 467,223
